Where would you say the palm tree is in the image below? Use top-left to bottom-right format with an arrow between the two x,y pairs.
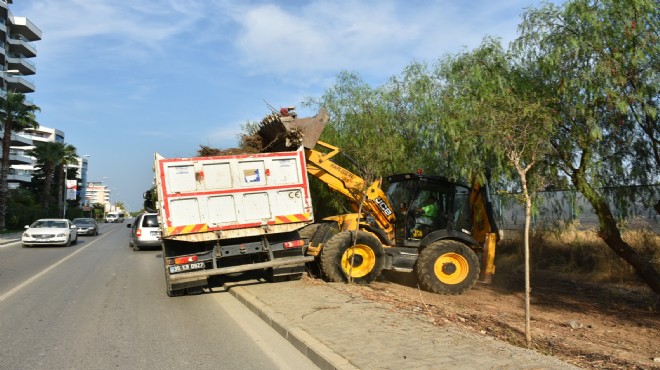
0,92 -> 40,230
28,142 -> 78,215
58,144 -> 79,217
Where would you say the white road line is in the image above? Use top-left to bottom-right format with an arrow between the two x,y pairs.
0,227 -> 119,304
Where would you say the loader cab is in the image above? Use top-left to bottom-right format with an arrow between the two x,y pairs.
384,173 -> 472,245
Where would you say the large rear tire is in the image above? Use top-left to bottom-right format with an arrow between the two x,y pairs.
163,256 -> 184,297
298,223 -> 321,242
320,231 -> 384,284
299,223 -> 323,278
416,240 -> 480,295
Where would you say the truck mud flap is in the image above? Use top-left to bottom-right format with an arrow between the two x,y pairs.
168,255 -> 315,282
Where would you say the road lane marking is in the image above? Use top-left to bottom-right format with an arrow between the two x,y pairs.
0,226 -> 120,304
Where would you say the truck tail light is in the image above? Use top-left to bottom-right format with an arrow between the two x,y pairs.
283,239 -> 305,249
174,255 -> 198,265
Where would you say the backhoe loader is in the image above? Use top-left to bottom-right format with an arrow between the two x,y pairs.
257,107 -> 499,294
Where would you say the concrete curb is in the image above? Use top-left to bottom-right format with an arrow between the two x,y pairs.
224,283 -> 358,370
0,232 -> 22,245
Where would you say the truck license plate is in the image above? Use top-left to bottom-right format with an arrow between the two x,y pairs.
169,262 -> 205,274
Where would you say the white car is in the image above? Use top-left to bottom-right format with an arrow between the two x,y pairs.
22,218 -> 78,247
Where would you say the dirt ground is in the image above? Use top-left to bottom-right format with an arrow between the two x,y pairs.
329,269 -> 659,370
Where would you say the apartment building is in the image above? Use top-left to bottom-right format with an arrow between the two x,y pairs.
86,182 -> 111,206
1,0 -> 41,188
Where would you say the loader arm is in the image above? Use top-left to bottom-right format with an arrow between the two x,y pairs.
305,140 -> 396,240
255,107 -> 397,240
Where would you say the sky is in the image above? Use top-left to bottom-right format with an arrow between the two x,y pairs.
9,0 -> 551,212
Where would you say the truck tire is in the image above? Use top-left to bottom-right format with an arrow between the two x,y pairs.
299,223 -> 322,278
416,240 -> 480,295
298,223 -> 321,242
163,258 -> 184,297
320,231 -> 384,284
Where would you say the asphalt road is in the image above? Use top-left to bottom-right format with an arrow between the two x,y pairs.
0,221 -> 318,370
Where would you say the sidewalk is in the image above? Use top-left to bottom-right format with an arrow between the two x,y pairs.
0,232 -> 22,245
224,279 -> 580,370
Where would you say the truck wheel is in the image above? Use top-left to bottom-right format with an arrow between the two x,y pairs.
163,259 -> 184,297
320,231 -> 384,284
416,240 -> 480,295
298,223 -> 321,242
299,223 -> 322,278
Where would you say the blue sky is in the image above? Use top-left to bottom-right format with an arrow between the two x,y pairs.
10,0 -> 549,212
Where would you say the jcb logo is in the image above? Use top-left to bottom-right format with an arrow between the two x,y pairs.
375,197 -> 393,216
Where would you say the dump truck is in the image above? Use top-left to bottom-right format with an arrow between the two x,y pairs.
256,107 -> 499,294
148,148 -> 315,296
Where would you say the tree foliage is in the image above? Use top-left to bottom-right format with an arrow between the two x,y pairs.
514,0 -> 659,292
0,92 -> 39,229
28,141 -> 78,216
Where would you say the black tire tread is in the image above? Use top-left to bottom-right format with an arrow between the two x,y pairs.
320,230 -> 384,284
416,239 -> 480,295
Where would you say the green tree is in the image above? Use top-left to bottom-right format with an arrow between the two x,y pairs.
58,144 -> 78,218
0,92 -> 39,230
516,0 -> 660,292
28,142 -> 78,215
437,37 -> 556,346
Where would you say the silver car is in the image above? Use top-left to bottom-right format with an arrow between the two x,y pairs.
127,213 -> 161,251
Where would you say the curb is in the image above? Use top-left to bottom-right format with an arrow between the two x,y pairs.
224,282 -> 358,370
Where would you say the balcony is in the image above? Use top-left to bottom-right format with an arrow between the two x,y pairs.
0,129 -> 33,146
9,16 -> 42,41
9,131 -> 32,146
7,36 -> 36,58
7,55 -> 36,75
7,169 -> 31,183
5,74 -> 35,93
9,151 -> 32,165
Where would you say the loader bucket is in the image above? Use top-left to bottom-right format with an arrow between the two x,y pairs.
257,108 -> 329,152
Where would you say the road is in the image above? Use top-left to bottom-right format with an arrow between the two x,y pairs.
0,221 -> 318,370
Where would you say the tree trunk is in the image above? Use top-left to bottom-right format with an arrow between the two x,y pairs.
0,119 -> 13,230
575,177 -> 660,294
56,164 -> 64,218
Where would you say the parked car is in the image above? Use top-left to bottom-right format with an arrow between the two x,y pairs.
72,218 -> 99,236
22,218 -> 78,247
127,213 -> 161,251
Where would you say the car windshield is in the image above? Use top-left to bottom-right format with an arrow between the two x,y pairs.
32,220 -> 67,228
74,219 -> 94,225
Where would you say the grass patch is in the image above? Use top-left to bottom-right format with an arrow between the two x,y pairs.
497,225 -> 660,285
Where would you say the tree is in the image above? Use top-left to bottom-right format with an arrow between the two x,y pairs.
516,0 -> 660,293
437,37 -> 556,346
0,92 -> 39,230
28,141 -> 78,216
58,144 -> 78,218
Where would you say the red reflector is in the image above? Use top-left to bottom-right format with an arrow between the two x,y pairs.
283,239 -> 305,249
174,255 -> 198,265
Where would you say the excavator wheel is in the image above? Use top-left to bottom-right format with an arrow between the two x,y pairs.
320,231 -> 384,284
416,240 -> 480,295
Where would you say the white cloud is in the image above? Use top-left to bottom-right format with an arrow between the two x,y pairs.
230,0 -> 537,80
